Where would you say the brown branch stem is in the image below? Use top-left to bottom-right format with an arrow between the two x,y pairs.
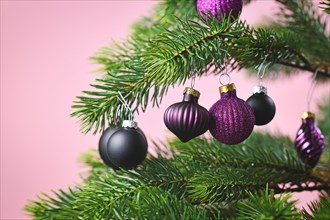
279,61 -> 330,78
274,184 -> 330,194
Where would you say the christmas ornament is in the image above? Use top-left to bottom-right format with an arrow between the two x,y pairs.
164,87 -> 210,142
209,83 -> 255,145
106,120 -> 148,169
246,85 -> 276,126
295,112 -> 325,167
98,91 -> 148,169
99,127 -> 119,168
196,0 -> 243,20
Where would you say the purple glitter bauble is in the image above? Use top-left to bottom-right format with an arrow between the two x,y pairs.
209,83 -> 255,145
164,88 -> 210,142
196,0 -> 243,20
295,112 -> 325,167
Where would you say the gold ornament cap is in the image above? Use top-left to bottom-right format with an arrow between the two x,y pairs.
219,83 -> 236,93
301,112 -> 315,119
184,87 -> 200,98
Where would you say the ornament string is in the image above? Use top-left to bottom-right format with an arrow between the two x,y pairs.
306,69 -> 319,112
256,36 -> 275,84
117,91 -> 134,121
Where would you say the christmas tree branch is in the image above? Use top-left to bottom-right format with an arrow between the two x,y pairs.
237,188 -> 300,219
73,0 -> 330,135
26,132 -> 330,219
72,17 -> 247,134
303,196 -> 330,219
169,134 -> 312,181
321,0 -> 330,14
275,184 -> 330,194
274,0 -> 330,63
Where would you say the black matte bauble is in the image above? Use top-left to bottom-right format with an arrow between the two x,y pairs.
98,127 -> 119,168
107,128 -> 148,169
246,92 -> 276,126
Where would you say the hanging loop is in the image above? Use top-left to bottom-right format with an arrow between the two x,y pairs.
189,70 -> 198,88
219,73 -> 231,85
117,91 -> 134,121
218,50 -> 231,85
306,69 -> 320,111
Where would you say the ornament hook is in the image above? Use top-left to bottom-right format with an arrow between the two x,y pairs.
117,91 -> 134,121
306,68 -> 319,111
257,62 -> 270,85
256,36 -> 275,84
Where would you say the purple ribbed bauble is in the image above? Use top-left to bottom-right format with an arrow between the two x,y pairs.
209,83 -> 255,145
295,112 -> 325,167
196,0 -> 243,20
164,88 -> 210,142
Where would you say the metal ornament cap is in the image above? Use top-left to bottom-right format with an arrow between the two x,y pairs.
184,87 -> 200,98
301,112 -> 315,119
122,120 -> 138,129
295,112 -> 325,167
219,83 -> 236,93
253,85 -> 268,94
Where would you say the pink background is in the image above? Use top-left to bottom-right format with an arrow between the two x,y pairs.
1,1 -> 329,219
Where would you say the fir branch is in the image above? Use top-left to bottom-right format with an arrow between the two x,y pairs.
320,0 -> 330,14
237,187 -> 300,219
274,0 -> 330,67
73,0 -> 330,134
25,188 -> 80,220
187,168 -> 273,204
130,0 -> 198,44
26,133 -> 330,219
230,27 -> 330,79
317,97 -> 330,159
274,184 -> 330,194
302,196 -> 330,219
72,17 -> 247,134
169,133 -> 314,183
73,17 -> 330,134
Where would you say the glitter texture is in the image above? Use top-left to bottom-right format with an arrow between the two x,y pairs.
164,91 -> 210,142
196,0 -> 243,20
294,116 -> 325,167
209,89 -> 255,145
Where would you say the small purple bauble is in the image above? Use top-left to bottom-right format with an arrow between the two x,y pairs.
196,0 -> 243,20
209,83 -> 255,145
295,112 -> 325,167
164,88 -> 210,142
